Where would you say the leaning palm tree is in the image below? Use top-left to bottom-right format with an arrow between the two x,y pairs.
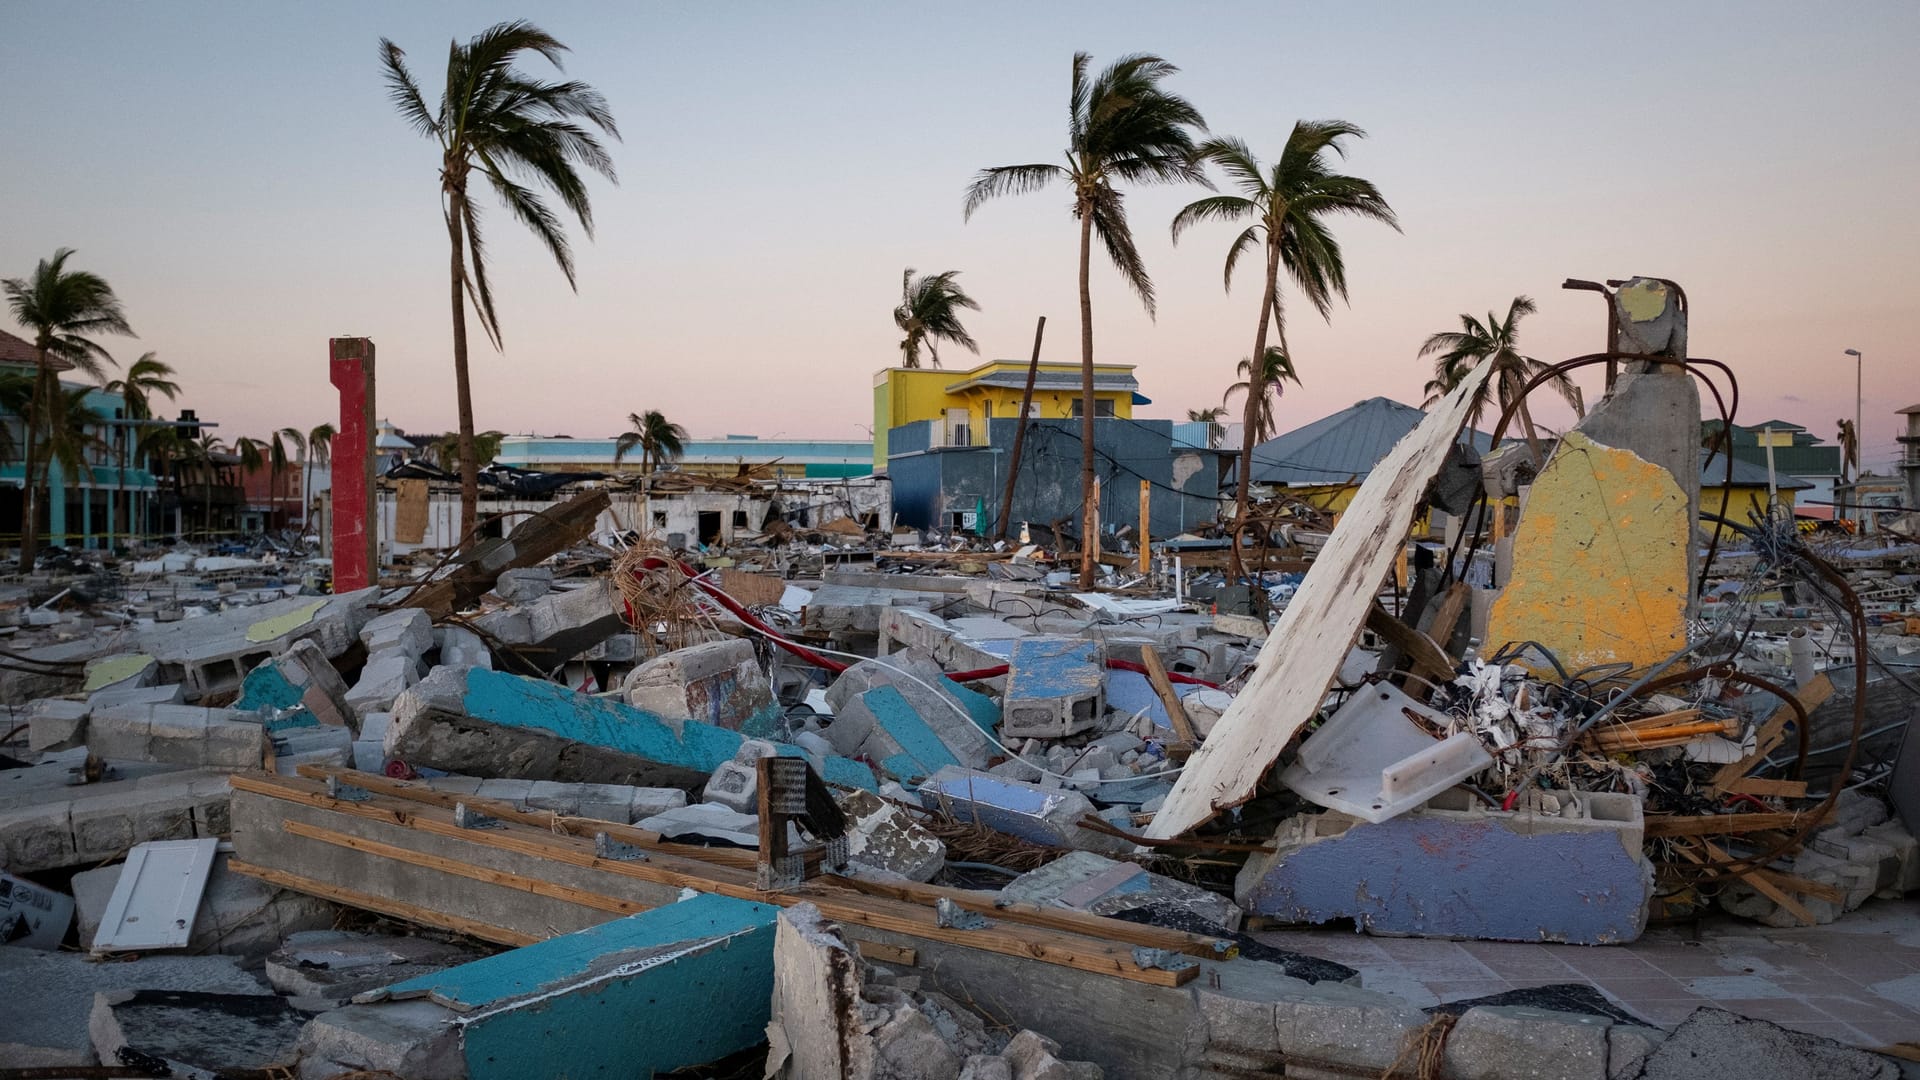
1223,347 -> 1301,444
965,52 -> 1206,588
103,352 -> 180,543
380,21 -> 620,541
267,428 -> 306,533
1418,295 -> 1581,463
1186,406 -> 1226,449
1172,124 -> 1399,550
613,410 -> 688,477
303,422 -> 335,537
135,425 -> 181,539
41,386 -> 109,494
3,248 -> 134,569
894,269 -> 981,369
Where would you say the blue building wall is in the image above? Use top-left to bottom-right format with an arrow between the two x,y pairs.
887,417 -> 1221,538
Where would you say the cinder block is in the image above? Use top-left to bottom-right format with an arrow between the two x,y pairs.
1001,637 -> 1105,739
623,639 -> 779,736
1442,1005 -> 1611,1080
917,766 -> 1129,854
236,639 -> 354,729
345,653 -> 425,718
85,704 -> 154,760
435,625 -> 492,670
359,608 -> 434,659
494,567 -> 553,603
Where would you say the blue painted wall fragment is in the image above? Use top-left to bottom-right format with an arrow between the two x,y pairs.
945,679 -> 1002,735
917,766 -> 1087,848
1103,669 -> 1205,734
1237,811 -> 1652,945
381,894 -> 779,1080
235,665 -> 320,730
459,668 -> 876,791
1005,637 -> 1104,704
865,684 -> 961,783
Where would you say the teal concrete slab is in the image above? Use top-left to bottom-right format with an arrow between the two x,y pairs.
865,684 -> 960,783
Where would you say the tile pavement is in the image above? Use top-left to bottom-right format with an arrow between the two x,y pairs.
1251,897 -> 1920,1050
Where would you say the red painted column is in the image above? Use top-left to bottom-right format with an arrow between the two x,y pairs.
328,338 -> 376,592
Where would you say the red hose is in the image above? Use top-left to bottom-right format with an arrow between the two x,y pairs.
628,557 -> 1217,689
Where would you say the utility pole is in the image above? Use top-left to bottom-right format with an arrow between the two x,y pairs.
993,316 -> 1045,542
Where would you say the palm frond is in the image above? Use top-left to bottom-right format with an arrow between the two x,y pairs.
1087,190 -> 1155,317
379,39 -> 440,138
963,163 -> 1064,220
1170,195 -> 1256,244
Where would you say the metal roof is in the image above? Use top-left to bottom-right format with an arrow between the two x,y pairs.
1701,450 -> 1812,490
1237,397 -> 1500,486
944,370 -> 1140,395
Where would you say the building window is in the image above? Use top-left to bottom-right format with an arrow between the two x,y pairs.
732,510 -> 749,528
652,511 -> 668,527
1070,399 -> 1117,418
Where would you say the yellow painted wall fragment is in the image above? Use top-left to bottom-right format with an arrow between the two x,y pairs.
83,654 -> 154,692
1487,432 -> 1689,673
1618,279 -> 1670,322
245,598 -> 329,644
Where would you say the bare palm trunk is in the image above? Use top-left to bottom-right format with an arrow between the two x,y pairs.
1504,366 -> 1545,466
446,188 -> 480,544
18,359 -> 51,571
1229,243 -> 1282,581
1076,208 -> 1098,589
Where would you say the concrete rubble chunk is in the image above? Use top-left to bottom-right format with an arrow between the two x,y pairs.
88,681 -> 187,710
1,764 -> 235,874
0,950 -> 269,1068
344,651 -> 426,718
918,766 -> 1130,855
1440,1005 -> 1612,1080
235,638 -> 355,729
624,638 -> 781,736
83,653 -> 158,695
295,999 -> 465,1080
27,697 -> 90,752
386,665 -> 874,792
90,988 -> 306,1077
133,587 -> 378,702
521,578 -> 627,663
494,566 -> 554,603
1000,1029 -> 1102,1080
1002,637 -> 1106,740
84,703 -> 267,770
703,738 -> 777,813
1634,1007 -> 1899,1080
839,787 -> 946,882
435,624 -> 493,670
266,930 -> 483,1004
999,850 -> 1240,931
360,607 -> 435,659
824,652 -> 995,771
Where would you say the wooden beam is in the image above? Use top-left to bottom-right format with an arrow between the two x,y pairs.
227,859 -> 538,946
856,940 -> 918,966
401,487 -> 611,619
1695,838 -> 1817,927
1722,777 -> 1809,800
1365,603 -> 1455,683
1645,812 -> 1809,838
1139,646 -> 1198,746
1709,673 -> 1835,793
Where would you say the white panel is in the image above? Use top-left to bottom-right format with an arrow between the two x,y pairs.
91,837 -> 219,952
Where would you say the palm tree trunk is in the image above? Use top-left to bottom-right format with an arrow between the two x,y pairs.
1076,206 -> 1097,589
302,457 -> 312,538
18,359 -> 51,571
1505,366 -> 1545,466
446,189 -> 480,544
1230,243 -> 1282,581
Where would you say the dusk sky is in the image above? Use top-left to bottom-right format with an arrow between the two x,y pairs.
4,3 -> 1915,473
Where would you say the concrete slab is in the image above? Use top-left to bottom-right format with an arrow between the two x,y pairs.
0,949 -> 268,1067
917,766 -> 1130,855
1000,850 -> 1239,931
267,930 -> 484,1004
623,638 -> 781,737
1002,637 -> 1105,740
90,988 -> 306,1077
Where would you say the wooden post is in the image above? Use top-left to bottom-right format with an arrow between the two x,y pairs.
1138,480 -> 1151,574
993,316 -> 1045,542
1087,476 -> 1101,571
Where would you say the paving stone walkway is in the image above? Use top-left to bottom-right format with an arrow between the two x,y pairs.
1252,897 -> 1920,1050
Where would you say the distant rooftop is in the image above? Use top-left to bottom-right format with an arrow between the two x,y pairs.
1237,397 -> 1501,486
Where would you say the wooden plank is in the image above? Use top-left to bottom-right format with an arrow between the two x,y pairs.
282,820 -> 652,917
240,775 -> 1195,988
856,940 -> 918,966
1365,604 -> 1454,681
1723,777 -> 1809,799
227,859 -> 538,946
1144,359 -> 1497,841
1645,812 -> 1809,838
1710,673 -> 1835,792
1139,646 -> 1198,746
1696,839 -> 1816,926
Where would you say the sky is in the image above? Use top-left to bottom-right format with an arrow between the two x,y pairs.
3,2 -> 1916,474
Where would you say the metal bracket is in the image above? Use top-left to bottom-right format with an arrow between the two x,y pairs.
453,802 -> 502,830
326,775 -> 372,802
593,832 -> 649,862
935,897 -> 989,931
1131,946 -> 1198,973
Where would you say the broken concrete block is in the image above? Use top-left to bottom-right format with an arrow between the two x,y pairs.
1635,1007 -> 1898,1080
1002,637 -> 1106,739
352,712 -> 390,772
1607,1025 -> 1665,1080
387,666 -> 875,792
90,989 -> 306,1078
494,566 -> 554,603
236,638 -> 355,729
704,759 -> 762,813
1236,789 -> 1652,944
839,787 -> 945,882
824,652 -> 994,769
1000,1029 -> 1102,1080
295,999 -> 465,1080
0,949 -> 269,1067
344,651 -> 425,718
623,639 -> 780,736
27,698 -> 90,752
86,704 -> 266,769
266,930 -> 483,1005
1441,1005 -> 1612,1080
522,579 -> 626,662
1864,819 -> 1920,894
1000,850 -> 1239,931
918,767 -> 1130,854
88,681 -> 187,710
435,624 -> 492,670
133,587 -> 378,702
83,653 -> 158,695
1181,689 -> 1233,738
836,684 -> 974,783
365,893 -> 779,1078
271,725 -> 355,775
359,607 -> 434,659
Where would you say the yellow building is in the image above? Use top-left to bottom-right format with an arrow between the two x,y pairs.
872,360 -> 1140,469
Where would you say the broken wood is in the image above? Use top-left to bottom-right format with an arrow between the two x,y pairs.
1709,673 -> 1835,793
401,487 -> 611,619
1365,603 -> 1456,685
1645,811 -> 1810,838
1695,838 -> 1817,926
1722,777 -> 1809,800
1147,357 -> 1498,840
1139,645 -> 1198,746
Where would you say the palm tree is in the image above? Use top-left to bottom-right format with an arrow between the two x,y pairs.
1223,347 -> 1301,444
0,372 -> 34,467
894,269 -> 981,369
186,434 -> 225,537
380,21 -> 620,542
233,436 -> 266,532
136,425 -> 181,538
1186,406 -> 1226,449
1172,124 -> 1399,550
1418,295 -> 1581,463
965,52 -> 1206,588
303,422 -> 335,537
432,430 -> 504,474
267,428 -> 306,533
3,248 -> 134,569
613,410 -> 688,478
41,386 -> 109,494
103,352 -> 180,543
